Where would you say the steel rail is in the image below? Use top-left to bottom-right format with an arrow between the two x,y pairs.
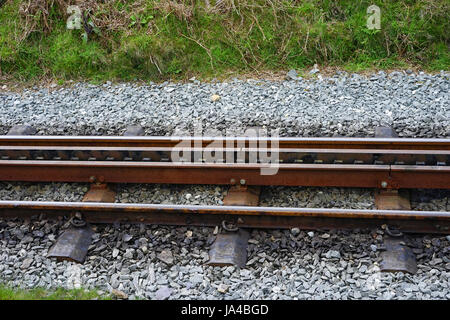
1,147 -> 448,166
1,135 -> 449,150
0,136 -> 448,187
1,136 -> 449,234
1,159 -> 449,188
0,201 -> 449,234
2,146 -> 448,154
1,160 -> 449,188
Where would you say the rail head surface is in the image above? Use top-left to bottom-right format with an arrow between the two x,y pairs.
1,135 -> 449,150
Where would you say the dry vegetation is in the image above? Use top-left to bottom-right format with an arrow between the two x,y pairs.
0,0 -> 448,82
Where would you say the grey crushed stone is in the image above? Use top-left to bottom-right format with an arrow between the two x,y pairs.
0,218 -> 449,300
0,71 -> 448,137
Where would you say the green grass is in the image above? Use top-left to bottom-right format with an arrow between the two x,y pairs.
0,284 -> 112,300
0,0 -> 448,83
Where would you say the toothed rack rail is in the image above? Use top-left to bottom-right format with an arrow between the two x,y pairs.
0,135 -> 449,234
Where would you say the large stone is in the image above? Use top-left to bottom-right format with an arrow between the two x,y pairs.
123,125 -> 145,136
155,286 -> 172,300
157,249 -> 174,265
7,125 -> 36,135
325,250 -> 341,259
217,283 -> 229,294
111,289 -> 128,300
21,258 -> 33,269
287,69 -> 302,80
210,94 -> 220,102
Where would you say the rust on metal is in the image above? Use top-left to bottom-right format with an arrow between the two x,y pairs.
210,180 -> 257,267
373,148 -> 418,275
0,160 -> 447,189
223,185 -> 261,206
3,160 -> 448,189
208,229 -> 250,268
380,236 -> 418,274
1,201 -> 449,234
82,183 -> 116,203
0,135 -> 448,189
0,134 -> 449,236
375,190 -> 411,210
1,136 -> 449,150
1,146 -> 447,165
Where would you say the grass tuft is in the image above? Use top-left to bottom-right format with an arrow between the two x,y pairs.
0,0 -> 448,82
0,284 -> 112,300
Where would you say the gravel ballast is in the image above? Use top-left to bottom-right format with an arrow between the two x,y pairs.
0,70 -> 449,300
1,218 -> 449,300
0,71 -> 448,137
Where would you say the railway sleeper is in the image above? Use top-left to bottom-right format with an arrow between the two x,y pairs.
47,181 -> 117,263
47,125 -> 143,263
208,182 -> 260,267
372,120 -> 418,276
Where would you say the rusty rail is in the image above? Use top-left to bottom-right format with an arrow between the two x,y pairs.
0,201 -> 449,233
0,136 -> 449,189
0,161 -> 449,189
1,135 -> 449,149
0,135 -> 449,234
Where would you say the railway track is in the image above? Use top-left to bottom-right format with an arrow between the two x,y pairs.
0,136 -> 448,188
0,132 -> 449,230
0,127 -> 449,270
